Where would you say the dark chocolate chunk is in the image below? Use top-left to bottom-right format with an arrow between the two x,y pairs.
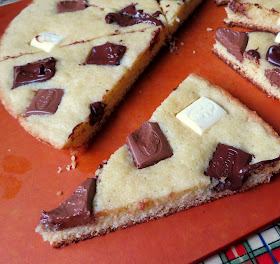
126,121 -> 173,169
244,49 -> 260,64
105,4 -> 164,28
205,144 -> 252,191
40,178 -> 96,231
13,57 -> 56,89
85,42 -> 126,66
265,69 -> 280,88
25,89 -> 64,117
57,0 -> 88,13
89,102 -> 106,126
215,28 -> 248,61
266,45 -> 280,67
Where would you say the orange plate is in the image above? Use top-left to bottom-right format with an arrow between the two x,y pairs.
1,0 -> 280,263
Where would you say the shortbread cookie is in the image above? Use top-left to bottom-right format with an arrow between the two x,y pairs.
0,28 -> 164,149
0,0 -> 166,60
213,27 -> 280,100
225,0 -> 280,34
36,74 -> 280,247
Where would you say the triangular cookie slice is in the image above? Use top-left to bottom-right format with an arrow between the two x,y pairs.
36,74 -> 280,247
0,0 -> 166,60
224,0 -> 280,34
0,27 -> 164,149
213,27 -> 280,100
158,0 -> 203,34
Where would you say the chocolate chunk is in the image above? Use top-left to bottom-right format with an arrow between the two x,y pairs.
40,178 -> 96,231
13,57 -> 56,89
126,121 -> 173,169
25,89 -> 64,117
215,28 -> 248,61
244,49 -> 260,64
265,69 -> 280,88
266,45 -> 280,67
105,4 -> 164,28
89,102 -> 106,126
205,144 -> 252,191
85,42 -> 126,66
57,0 -> 88,13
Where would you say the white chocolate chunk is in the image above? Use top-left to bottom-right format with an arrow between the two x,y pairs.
30,32 -> 64,52
275,32 -> 280,44
176,96 -> 227,135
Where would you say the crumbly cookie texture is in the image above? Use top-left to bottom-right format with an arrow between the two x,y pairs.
225,0 -> 280,34
213,28 -> 280,100
36,74 -> 280,247
0,28 -> 165,149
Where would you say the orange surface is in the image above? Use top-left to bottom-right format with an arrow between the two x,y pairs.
1,0 -> 280,263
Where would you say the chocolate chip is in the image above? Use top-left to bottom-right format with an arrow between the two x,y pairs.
215,28 -> 248,61
149,28 -> 161,50
265,69 -> 280,88
266,45 -> 280,67
89,102 -> 106,126
40,178 -> 96,231
85,42 -> 126,66
25,89 -> 64,117
205,144 -> 252,191
244,49 -> 260,64
13,57 -> 56,89
57,0 -> 88,13
105,4 -> 163,28
126,121 -> 173,169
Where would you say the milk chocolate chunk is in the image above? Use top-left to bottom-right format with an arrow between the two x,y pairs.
105,4 -> 164,28
126,121 -> 173,169
85,42 -> 126,66
57,0 -> 88,13
266,45 -> 280,67
89,102 -> 106,126
215,28 -> 248,61
25,89 -> 64,117
40,178 -> 96,231
244,49 -> 260,64
265,69 -> 280,88
13,57 -> 56,89
205,144 -> 252,191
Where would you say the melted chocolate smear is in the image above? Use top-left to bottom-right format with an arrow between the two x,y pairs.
265,69 -> 280,88
40,178 -> 96,231
149,28 -> 161,50
25,89 -> 64,117
245,49 -> 260,64
215,28 -> 248,61
266,45 -> 280,67
89,102 -> 106,126
57,0 -> 88,13
85,42 -> 126,66
13,57 -> 56,89
105,4 -> 163,27
126,121 -> 173,169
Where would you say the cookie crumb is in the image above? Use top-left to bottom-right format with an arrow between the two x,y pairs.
207,27 -> 213,31
7,149 -> 11,152
66,165 -> 71,171
175,17 -> 180,23
57,191 -> 63,196
193,50 -> 196,54
180,42 -> 184,46
169,40 -> 178,53
57,167 -> 62,173
71,155 -> 77,169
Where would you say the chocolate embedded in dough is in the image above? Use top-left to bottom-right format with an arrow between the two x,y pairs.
126,121 -> 173,169
89,102 -> 106,126
13,57 -> 56,89
57,0 -> 88,13
105,4 -> 164,28
244,49 -> 260,64
266,45 -> 280,67
85,42 -> 126,66
40,178 -> 96,231
265,69 -> 280,88
215,28 -> 248,61
25,89 -> 64,117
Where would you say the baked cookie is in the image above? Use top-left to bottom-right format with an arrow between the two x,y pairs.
36,74 -> 280,247
0,27 -> 165,149
225,0 -> 280,34
213,27 -> 280,100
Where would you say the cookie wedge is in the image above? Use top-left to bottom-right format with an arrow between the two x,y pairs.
36,74 -> 280,247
